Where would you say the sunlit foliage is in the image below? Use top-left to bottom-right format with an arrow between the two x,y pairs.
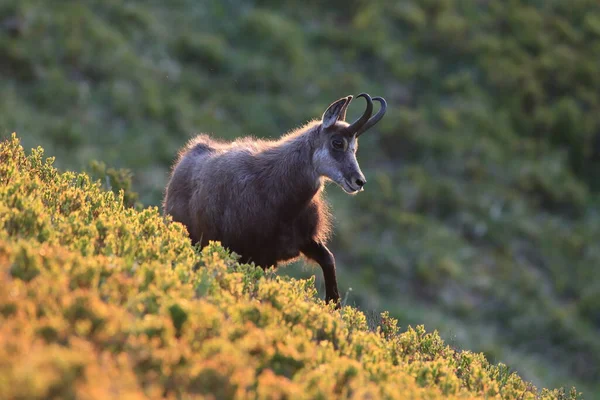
0,135 -> 580,399
2,0 -> 600,395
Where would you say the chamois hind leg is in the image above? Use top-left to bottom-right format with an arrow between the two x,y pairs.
302,241 -> 340,308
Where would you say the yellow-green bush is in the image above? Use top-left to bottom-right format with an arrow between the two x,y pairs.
0,134 -> 579,399
3,1 -> 600,392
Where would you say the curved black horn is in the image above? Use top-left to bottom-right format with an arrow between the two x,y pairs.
347,93 -> 373,134
356,96 -> 387,137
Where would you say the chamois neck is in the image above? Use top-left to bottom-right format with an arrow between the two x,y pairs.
258,126 -> 322,219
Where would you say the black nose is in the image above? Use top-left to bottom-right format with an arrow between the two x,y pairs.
355,178 -> 366,187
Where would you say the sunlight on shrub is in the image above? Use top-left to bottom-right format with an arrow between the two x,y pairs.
0,134 -> 580,399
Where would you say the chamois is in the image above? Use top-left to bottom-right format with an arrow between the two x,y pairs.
163,93 -> 387,306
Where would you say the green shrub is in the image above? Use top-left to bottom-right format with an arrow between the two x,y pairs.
0,134 -> 580,399
2,0 -> 600,395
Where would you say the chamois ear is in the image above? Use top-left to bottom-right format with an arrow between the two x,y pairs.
322,96 -> 353,128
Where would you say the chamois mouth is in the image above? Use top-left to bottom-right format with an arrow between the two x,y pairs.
341,179 -> 363,194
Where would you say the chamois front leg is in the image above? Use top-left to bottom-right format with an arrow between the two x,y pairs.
302,241 -> 340,308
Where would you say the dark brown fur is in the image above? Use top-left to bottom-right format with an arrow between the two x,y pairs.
163,94 -> 386,306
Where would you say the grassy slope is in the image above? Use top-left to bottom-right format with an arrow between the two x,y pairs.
0,135 -> 579,400
2,0 -> 600,396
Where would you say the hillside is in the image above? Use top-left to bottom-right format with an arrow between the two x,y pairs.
0,134 -> 580,400
2,0 -> 600,396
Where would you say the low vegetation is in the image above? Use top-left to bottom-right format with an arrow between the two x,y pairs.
2,0 -> 600,396
0,135 -> 581,398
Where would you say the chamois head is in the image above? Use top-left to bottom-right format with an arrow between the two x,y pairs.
313,93 -> 387,194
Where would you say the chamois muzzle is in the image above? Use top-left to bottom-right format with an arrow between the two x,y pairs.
355,96 -> 387,137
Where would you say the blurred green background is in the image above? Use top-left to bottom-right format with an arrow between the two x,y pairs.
1,0 -> 599,396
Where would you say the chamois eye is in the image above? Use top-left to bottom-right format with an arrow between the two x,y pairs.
331,138 -> 345,150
